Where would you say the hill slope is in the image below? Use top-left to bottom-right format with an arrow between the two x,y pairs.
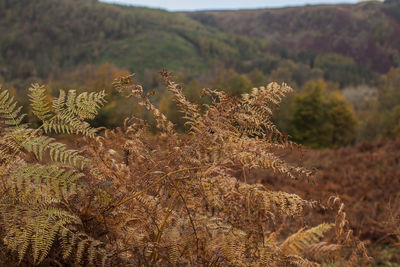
0,0 -> 265,83
188,1 -> 400,74
1,0 -> 400,87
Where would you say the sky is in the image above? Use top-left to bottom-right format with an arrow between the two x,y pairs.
100,0 -> 361,11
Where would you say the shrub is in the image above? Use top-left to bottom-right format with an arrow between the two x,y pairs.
290,79 -> 358,148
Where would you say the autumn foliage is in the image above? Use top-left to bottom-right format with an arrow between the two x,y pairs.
0,72 -> 372,266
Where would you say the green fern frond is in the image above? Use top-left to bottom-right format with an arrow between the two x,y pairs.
0,88 -> 26,127
75,91 -> 107,119
28,84 -> 52,122
60,228 -> 112,266
23,135 -> 90,168
1,197 -> 110,265
22,135 -> 54,161
1,203 -> 81,264
48,142 -> 89,169
53,88 -> 66,114
29,86 -> 106,137
49,89 -> 105,137
9,164 -> 83,200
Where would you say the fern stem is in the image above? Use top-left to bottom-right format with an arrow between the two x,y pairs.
152,183 -> 180,263
103,167 -> 201,216
171,179 -> 200,252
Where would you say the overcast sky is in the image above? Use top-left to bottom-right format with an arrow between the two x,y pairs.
100,0 -> 361,11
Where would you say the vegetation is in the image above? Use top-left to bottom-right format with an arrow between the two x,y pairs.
356,67 -> 400,141
2,0 -> 400,147
0,0 -> 264,85
290,79 -> 357,148
259,140 -> 400,266
2,0 -> 400,88
189,1 -> 400,75
0,73 -> 371,266
0,0 -> 399,265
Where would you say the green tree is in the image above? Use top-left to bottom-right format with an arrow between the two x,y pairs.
314,53 -> 361,87
375,68 -> 400,138
269,60 -> 323,89
326,91 -> 358,146
210,68 -> 252,96
290,79 -> 357,148
378,68 -> 400,111
247,68 -> 266,87
291,80 -> 332,148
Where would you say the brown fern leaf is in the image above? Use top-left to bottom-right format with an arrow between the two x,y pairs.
280,223 -> 333,256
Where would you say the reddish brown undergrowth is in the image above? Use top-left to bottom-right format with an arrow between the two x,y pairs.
251,140 -> 400,262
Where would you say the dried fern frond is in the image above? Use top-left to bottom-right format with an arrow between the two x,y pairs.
280,223 -> 333,256
304,241 -> 341,262
347,241 -> 372,267
0,74 -> 370,266
196,175 -> 313,218
161,70 -> 202,124
113,74 -> 175,136
101,73 -> 367,265
283,255 -> 321,267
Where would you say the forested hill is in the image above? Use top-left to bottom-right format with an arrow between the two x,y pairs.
0,0 -> 400,87
0,0 -> 264,84
188,1 -> 400,74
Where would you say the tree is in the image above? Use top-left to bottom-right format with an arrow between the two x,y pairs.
326,91 -> 358,147
290,79 -> 357,148
378,67 -> 400,111
210,68 -> 252,96
375,68 -> 400,138
246,68 -> 266,87
314,53 -> 361,87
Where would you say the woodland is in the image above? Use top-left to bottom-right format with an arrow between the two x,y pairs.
0,0 -> 400,266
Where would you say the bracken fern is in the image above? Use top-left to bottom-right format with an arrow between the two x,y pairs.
0,74 -> 370,266
0,84 -> 112,266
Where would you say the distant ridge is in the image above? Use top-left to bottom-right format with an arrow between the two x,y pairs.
0,0 -> 399,86
99,0 -> 360,12
188,1 -> 400,73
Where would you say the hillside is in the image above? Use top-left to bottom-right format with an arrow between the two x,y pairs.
1,0 -> 400,89
188,1 -> 400,74
0,0 -> 265,85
